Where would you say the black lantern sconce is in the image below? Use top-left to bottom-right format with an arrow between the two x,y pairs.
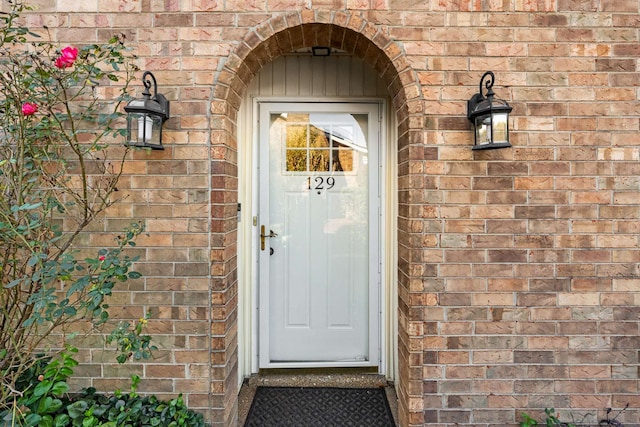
467,71 -> 512,150
124,71 -> 170,150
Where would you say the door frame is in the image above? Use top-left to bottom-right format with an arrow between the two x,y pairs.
239,96 -> 393,376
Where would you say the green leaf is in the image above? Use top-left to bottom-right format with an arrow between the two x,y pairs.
53,413 -> 71,427
33,379 -> 53,397
63,306 -> 77,316
38,396 -> 63,414
66,400 -> 88,419
24,413 -> 42,426
27,254 -> 41,267
51,380 -> 69,396
17,202 -> 43,211
59,366 -> 74,377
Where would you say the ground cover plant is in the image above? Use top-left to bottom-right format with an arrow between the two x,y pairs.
520,406 -> 628,427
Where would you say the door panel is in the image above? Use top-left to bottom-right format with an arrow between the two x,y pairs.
259,103 -> 380,367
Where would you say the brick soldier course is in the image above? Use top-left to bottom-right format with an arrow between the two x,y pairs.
22,0 -> 640,426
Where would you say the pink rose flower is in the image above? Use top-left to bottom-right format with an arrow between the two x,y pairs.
21,102 -> 38,116
54,46 -> 78,69
98,255 -> 106,261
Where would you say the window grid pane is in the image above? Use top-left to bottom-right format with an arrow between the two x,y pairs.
281,117 -> 360,174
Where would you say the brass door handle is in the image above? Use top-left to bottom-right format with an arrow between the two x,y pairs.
260,225 -> 278,250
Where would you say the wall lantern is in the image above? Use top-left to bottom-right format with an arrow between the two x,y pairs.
124,71 -> 170,150
467,71 -> 512,150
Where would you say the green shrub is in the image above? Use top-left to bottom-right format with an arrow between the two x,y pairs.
64,376 -> 205,427
1,355 -> 204,427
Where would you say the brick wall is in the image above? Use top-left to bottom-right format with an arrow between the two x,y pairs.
27,0 -> 640,425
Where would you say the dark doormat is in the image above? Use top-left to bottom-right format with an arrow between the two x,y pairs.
243,386 -> 395,427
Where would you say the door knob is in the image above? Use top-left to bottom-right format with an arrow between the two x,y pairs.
260,225 -> 278,250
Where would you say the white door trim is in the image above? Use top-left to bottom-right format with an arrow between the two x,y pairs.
239,96 -> 393,377
251,98 -> 387,371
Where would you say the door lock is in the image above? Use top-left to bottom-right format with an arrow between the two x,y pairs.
260,225 -> 278,251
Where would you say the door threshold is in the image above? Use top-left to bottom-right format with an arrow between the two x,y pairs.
259,366 -> 379,376
247,369 -> 390,390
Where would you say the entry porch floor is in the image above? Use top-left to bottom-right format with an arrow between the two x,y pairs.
238,370 -> 398,426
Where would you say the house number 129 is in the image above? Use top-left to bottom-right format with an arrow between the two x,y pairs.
308,176 -> 335,190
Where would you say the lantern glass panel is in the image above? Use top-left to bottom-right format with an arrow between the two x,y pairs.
127,112 -> 163,147
491,112 -> 509,143
474,114 -> 492,147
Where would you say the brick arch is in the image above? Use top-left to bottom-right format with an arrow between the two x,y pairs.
208,10 -> 424,426
221,10 -> 423,129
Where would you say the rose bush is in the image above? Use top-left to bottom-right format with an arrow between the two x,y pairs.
0,1 -> 170,425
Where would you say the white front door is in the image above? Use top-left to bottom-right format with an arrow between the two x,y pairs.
258,102 -> 380,368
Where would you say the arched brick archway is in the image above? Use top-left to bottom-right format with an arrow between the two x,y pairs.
209,10 -> 425,426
